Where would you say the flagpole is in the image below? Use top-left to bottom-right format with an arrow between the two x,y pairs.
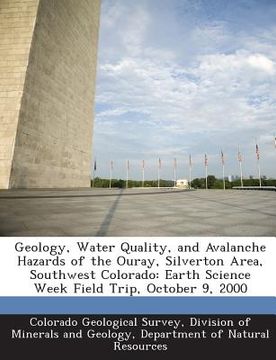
158,167 -> 160,188
94,159 -> 97,188
142,160 -> 145,188
257,159 -> 262,187
109,161 -> 113,189
239,161 -> 243,187
238,146 -> 243,188
189,154 -> 192,189
205,154 -> 208,190
221,150 -> 225,190
222,163 -> 225,190
157,158 -> 161,189
255,140 -> 262,188
92,159 -> 96,188
173,158 -> 177,187
126,160 -> 129,189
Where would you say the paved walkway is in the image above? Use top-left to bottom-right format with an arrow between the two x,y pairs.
0,188 -> 275,236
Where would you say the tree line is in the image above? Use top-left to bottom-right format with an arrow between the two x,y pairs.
192,176 -> 276,189
91,176 -> 276,189
92,177 -> 174,188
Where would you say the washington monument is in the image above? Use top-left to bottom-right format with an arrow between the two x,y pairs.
0,0 -> 101,188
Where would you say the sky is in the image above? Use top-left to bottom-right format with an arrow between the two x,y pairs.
93,0 -> 276,181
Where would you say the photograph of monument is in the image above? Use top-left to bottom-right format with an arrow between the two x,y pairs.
0,0 -> 275,236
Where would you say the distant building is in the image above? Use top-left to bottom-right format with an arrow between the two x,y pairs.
176,179 -> 189,189
228,175 -> 240,182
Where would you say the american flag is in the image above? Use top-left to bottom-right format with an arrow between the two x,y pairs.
94,159 -> 97,171
256,144 -> 260,160
127,160 -> 130,170
189,154 -> 192,167
221,150 -> 225,165
173,158 -> 177,169
110,160 -> 114,170
237,147 -> 242,162
142,159 -> 145,169
204,154 -> 208,167
158,158 -> 161,169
